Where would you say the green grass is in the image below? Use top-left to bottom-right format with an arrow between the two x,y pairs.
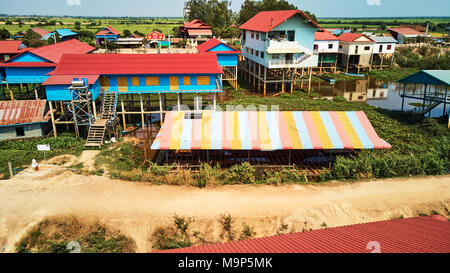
0,133 -> 85,179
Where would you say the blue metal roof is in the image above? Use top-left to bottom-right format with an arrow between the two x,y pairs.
397,70 -> 450,86
42,29 -> 77,40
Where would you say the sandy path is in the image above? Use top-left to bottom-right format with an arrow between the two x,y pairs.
0,164 -> 449,252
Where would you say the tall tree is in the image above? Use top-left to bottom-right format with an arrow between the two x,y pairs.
187,0 -> 233,38
238,0 -> 317,25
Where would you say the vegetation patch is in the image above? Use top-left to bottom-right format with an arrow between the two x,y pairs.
0,133 -> 85,179
15,215 -> 136,253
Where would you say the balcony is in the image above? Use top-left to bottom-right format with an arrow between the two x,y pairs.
268,54 -> 319,69
266,39 -> 313,55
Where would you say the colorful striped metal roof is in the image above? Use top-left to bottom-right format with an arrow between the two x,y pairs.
157,216 -> 450,253
150,111 -> 391,150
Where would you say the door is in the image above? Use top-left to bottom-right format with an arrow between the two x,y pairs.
170,76 -> 179,91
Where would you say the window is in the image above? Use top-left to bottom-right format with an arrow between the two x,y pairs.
255,33 -> 259,40
251,32 -> 254,39
328,44 -> 333,49
146,76 -> 159,86
255,50 -> 259,57
15,126 -> 25,137
117,77 -> 128,91
364,46 -> 370,51
197,76 -> 210,85
339,45 -> 342,49
387,45 -> 392,50
250,48 -> 254,55
183,76 -> 191,85
272,54 -> 280,59
99,77 -> 109,87
170,76 -> 179,90
260,52 -> 264,59
132,77 -> 139,86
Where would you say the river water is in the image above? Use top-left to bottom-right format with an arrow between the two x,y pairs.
310,77 -> 449,118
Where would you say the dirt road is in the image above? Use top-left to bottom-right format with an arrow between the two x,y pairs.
0,164 -> 449,252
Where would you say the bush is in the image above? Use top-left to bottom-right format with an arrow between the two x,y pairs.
226,162 -> 255,184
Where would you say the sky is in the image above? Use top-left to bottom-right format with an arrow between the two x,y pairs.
0,0 -> 449,18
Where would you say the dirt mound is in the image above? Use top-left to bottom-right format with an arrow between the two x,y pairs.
15,215 -> 136,253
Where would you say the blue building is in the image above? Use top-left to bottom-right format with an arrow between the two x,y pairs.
0,39 -> 95,85
41,53 -> 224,141
96,27 -> 120,47
197,38 -> 241,89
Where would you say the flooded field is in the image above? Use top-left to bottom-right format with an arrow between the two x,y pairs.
310,77 -> 448,117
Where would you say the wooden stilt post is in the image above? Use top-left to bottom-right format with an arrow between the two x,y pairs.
177,93 -> 181,110
300,68 -> 304,89
6,83 -> 13,101
258,64 -> 261,91
34,84 -> 38,100
308,67 -> 312,93
401,83 -> 406,111
281,69 -> 285,93
140,93 -> 145,129
263,67 -> 267,97
120,96 -> 126,130
158,93 -> 163,126
443,85 -> 448,116
291,68 -> 295,94
48,101 -> 57,138
92,100 -> 97,120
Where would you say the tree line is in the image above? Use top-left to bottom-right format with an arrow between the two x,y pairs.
185,0 -> 317,38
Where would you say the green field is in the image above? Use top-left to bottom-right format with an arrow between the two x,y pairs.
0,16 -> 184,37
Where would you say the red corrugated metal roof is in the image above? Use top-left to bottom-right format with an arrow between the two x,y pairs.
96,26 -> 120,36
196,38 -> 241,54
42,74 -> 100,85
0,62 -> 56,67
338,33 -> 374,42
183,20 -> 212,29
388,27 -> 425,36
315,31 -> 339,41
0,41 -> 26,54
156,216 -> 450,253
30,28 -> 50,37
0,100 -> 50,126
29,39 -> 95,63
187,29 -> 213,36
239,10 -> 320,32
49,53 -> 223,76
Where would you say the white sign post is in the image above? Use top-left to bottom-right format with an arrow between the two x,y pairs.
37,144 -> 50,162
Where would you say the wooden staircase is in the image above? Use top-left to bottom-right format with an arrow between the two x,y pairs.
100,91 -> 118,120
84,91 -> 118,148
85,119 -> 107,147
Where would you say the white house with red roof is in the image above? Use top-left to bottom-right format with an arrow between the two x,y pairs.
337,33 -> 375,72
314,30 -> 340,72
239,10 -> 320,70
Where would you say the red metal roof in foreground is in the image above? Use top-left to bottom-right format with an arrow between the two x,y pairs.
42,74 -> 100,85
49,53 -> 223,76
239,10 -> 321,32
0,100 -> 50,126
157,216 -> 450,253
